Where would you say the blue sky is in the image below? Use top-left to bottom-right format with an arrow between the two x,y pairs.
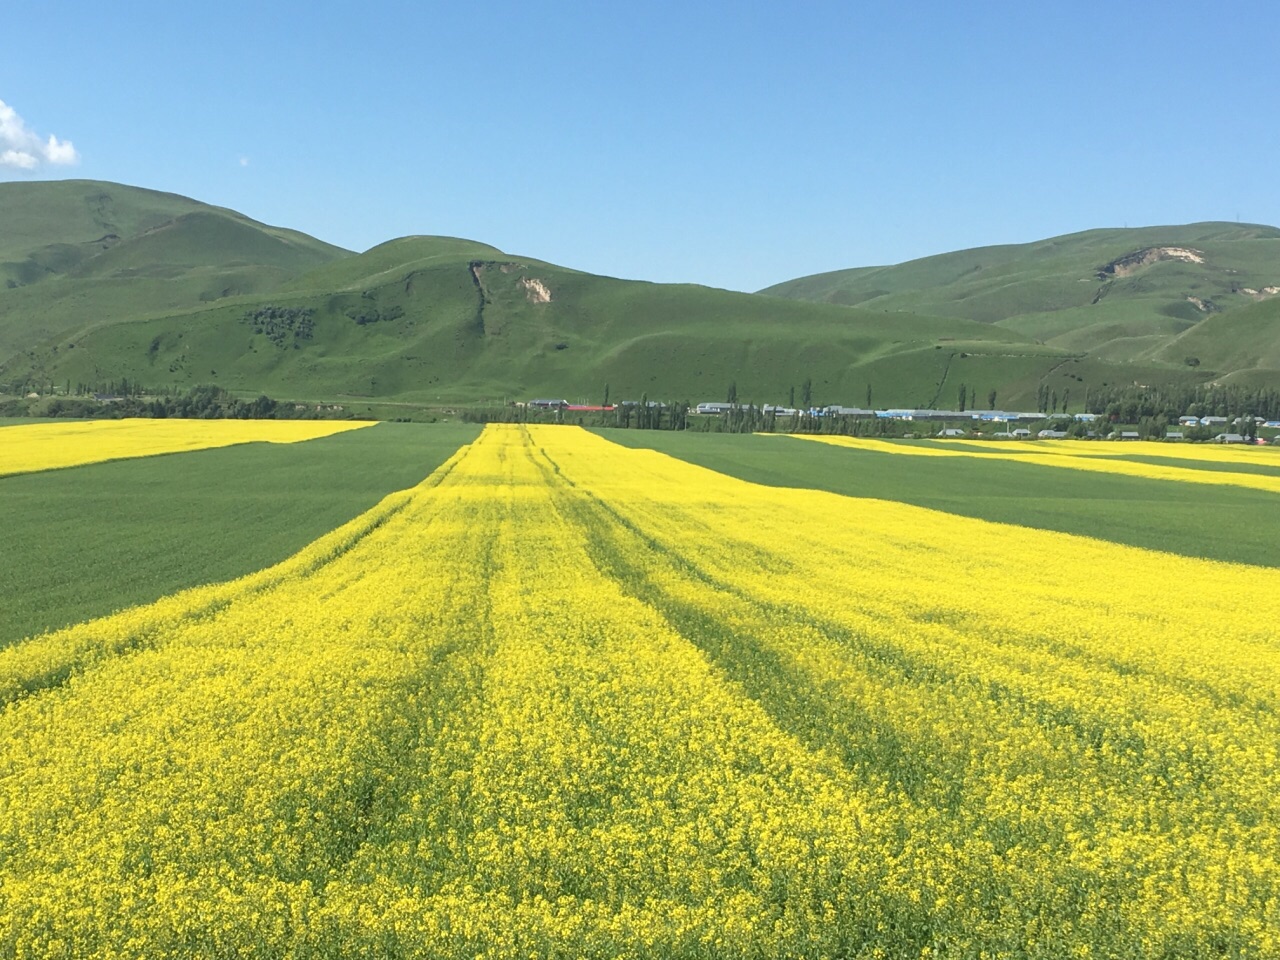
3,0 -> 1277,290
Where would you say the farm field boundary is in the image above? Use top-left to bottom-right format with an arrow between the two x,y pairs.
895,438 -> 1280,479
927,437 -> 1280,479
942,437 -> 1280,465
595,429 -> 1280,567
1,423 -> 1276,956
0,422 -> 480,646
0,418 -> 373,478
794,435 -> 1280,496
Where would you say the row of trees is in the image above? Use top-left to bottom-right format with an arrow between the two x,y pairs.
679,403 -> 912,437
7,378 -> 238,401
1033,384 -> 1071,415
460,399 -> 694,431
726,380 -> 1015,416
6,385 -> 343,421
1085,383 -> 1280,423
955,384 -> 1002,413
614,397 -> 691,431
11,371 -> 1278,429
715,378 -> 1280,424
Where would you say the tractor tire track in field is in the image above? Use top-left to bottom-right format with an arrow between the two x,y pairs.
531,434 -> 1196,813
0,438 -> 513,951
309,462 -> 504,899
531,435 -> 931,796
528,428 -> 1280,865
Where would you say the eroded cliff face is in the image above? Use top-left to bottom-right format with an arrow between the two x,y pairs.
1237,285 -> 1280,301
470,262 -> 553,303
1095,246 -> 1205,279
467,261 -> 554,337
1093,247 -> 1280,309
520,277 -> 552,303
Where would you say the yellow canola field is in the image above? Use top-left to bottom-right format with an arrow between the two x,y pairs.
1,424 -> 1278,958
794,433 -> 1280,494
0,418 -> 371,477
944,436 -> 1280,465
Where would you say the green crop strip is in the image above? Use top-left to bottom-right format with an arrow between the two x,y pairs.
594,429 -> 1280,567
0,422 -> 479,646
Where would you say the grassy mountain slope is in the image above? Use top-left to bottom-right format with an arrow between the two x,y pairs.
0,180 -> 198,266
762,223 -> 1279,313
761,223 -> 1280,351
282,235 -> 505,293
0,180 -> 350,359
4,182 -> 1275,408
1146,297 -> 1280,387
7,234 -> 1091,406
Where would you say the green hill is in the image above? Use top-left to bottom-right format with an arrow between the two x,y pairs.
1144,297 -> 1280,387
0,180 -> 350,360
2,183 -> 1277,410
7,234 -> 1069,406
761,223 -> 1280,357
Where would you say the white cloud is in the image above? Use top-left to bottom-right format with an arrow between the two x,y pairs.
0,148 -> 39,170
239,156 -> 250,167
0,99 -> 79,171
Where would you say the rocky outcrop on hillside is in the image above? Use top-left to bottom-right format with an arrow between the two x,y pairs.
1095,247 -> 1205,279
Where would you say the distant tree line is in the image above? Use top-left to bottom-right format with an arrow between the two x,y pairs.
1086,383 -> 1280,422
681,404 -> 910,438
614,396 -> 690,431
461,406 -> 566,425
1,384 -> 349,421
460,397 -> 693,431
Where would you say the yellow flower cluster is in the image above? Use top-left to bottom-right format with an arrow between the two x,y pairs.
795,434 -> 1280,494
1,423 -> 1277,957
0,418 -> 371,477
